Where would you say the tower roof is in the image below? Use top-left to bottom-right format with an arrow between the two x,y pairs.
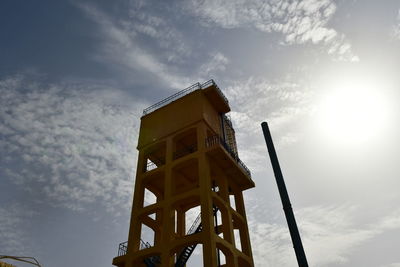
142,79 -> 230,116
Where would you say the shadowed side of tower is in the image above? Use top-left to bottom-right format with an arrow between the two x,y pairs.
112,80 -> 255,267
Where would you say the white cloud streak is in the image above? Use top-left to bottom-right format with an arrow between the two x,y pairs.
227,77 -> 312,133
393,9 -> 400,39
79,3 -> 233,91
0,204 -> 36,255
198,52 -> 229,78
185,0 -> 358,61
79,4 -> 191,89
381,264 -> 400,267
126,6 -> 191,63
222,77 -> 313,172
0,75 -> 142,213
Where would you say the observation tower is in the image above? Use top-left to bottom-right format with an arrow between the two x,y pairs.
112,80 -> 255,267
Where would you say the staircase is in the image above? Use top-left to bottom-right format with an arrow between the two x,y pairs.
140,206 -> 219,267
222,114 -> 238,157
175,207 -> 219,267
140,239 -> 161,267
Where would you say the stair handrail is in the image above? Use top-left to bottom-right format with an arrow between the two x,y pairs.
187,212 -> 202,235
140,239 -> 150,249
175,207 -> 220,266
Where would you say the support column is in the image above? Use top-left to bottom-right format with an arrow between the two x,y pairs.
128,150 -> 146,253
198,124 -> 217,267
160,137 -> 174,267
235,191 -> 253,262
218,173 -> 234,245
176,208 -> 185,237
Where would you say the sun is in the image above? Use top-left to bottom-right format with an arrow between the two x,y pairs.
316,74 -> 390,146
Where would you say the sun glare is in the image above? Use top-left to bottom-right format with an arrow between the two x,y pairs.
316,74 -> 390,145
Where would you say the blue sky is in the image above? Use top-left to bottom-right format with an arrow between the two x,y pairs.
1,0 -> 400,266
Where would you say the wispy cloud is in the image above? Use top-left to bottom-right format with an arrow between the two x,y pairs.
248,204 -> 400,266
79,3 -> 234,91
222,77 -> 313,172
0,204 -> 36,255
198,52 -> 229,78
381,263 -> 400,267
392,9 -> 400,39
126,4 -> 191,64
185,0 -> 358,61
0,75 -> 141,214
226,77 -> 312,133
79,4 -> 191,89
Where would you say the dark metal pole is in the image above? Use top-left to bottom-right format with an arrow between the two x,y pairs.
261,122 -> 309,267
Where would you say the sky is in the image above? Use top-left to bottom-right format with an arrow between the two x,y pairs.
1,0 -> 400,266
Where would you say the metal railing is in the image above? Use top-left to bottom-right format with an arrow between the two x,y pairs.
140,240 -> 161,266
145,161 -> 158,172
0,256 -> 42,267
143,82 -> 201,115
142,79 -> 228,116
237,158 -> 251,178
140,239 -> 152,250
205,135 -> 252,178
203,79 -> 229,105
117,239 -> 151,256
117,240 -> 160,265
223,114 -> 233,129
187,212 -> 202,235
175,207 -> 220,267
118,241 -> 128,256
144,156 -> 166,172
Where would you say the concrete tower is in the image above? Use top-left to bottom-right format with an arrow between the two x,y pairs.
112,80 -> 255,267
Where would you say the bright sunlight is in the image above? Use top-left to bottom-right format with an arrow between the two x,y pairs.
316,72 -> 390,145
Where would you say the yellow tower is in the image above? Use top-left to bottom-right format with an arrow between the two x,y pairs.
112,80 -> 255,267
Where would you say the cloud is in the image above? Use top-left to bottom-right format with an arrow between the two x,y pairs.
0,75 -> 142,214
126,5 -> 191,63
79,3 -> 234,91
220,77 -> 313,172
248,204 -> 400,267
185,0 -> 358,61
79,4 -> 191,89
0,204 -> 36,255
198,52 -> 229,78
226,77 -> 312,133
381,264 -> 400,267
392,9 -> 400,39
298,205 -> 376,265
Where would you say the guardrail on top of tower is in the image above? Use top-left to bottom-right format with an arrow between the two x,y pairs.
201,79 -> 229,105
142,79 -> 229,116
